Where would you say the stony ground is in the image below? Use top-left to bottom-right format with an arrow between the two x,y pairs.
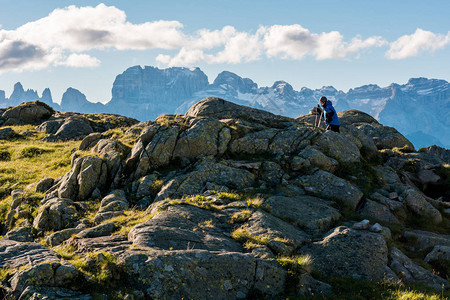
0,98 -> 449,299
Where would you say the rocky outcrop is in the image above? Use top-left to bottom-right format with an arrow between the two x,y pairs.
296,170 -> 363,210
390,247 -> 449,290
1,97 -> 449,299
2,101 -> 53,125
263,196 -> 341,234
301,226 -> 398,281
119,249 -> 286,299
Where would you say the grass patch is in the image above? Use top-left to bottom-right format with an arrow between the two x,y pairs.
0,127 -> 79,194
104,209 -> 155,236
277,255 -> 313,274
217,191 -> 244,202
229,209 -> 253,224
305,277 -> 450,300
20,146 -> 53,158
231,226 -> 268,247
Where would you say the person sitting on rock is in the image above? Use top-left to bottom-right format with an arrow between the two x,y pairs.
320,96 -> 340,133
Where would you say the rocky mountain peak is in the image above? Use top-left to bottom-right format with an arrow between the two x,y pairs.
60,87 -> 90,112
40,88 -> 53,106
212,71 -> 258,94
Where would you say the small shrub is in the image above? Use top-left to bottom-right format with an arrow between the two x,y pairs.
20,146 -> 52,158
229,209 -> 253,224
0,150 -> 11,161
231,226 -> 268,246
217,192 -> 243,202
277,255 -> 313,274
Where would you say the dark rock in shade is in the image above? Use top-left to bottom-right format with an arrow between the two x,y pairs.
300,226 -> 398,281
18,286 -> 93,300
297,273 -> 333,298
359,199 -> 400,224
421,145 -> 450,164
315,130 -> 361,163
35,177 -> 55,193
403,230 -> 450,252
0,127 -> 16,140
389,247 -> 449,290
119,249 -> 286,299
5,226 -> 33,242
263,195 -> 341,234
296,170 -> 363,210
404,189 -> 442,224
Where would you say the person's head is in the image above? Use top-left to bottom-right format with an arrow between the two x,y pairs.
319,96 -> 327,107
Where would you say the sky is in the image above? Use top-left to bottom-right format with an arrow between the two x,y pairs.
0,0 -> 449,104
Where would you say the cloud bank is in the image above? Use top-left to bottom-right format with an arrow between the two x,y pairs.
0,3 -> 448,73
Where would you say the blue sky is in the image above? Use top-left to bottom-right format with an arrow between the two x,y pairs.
0,0 -> 449,103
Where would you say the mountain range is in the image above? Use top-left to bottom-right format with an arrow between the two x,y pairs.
0,66 -> 448,149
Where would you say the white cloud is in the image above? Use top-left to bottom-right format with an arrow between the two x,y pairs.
0,3 -> 185,72
1,3 -> 447,73
262,25 -> 386,60
58,53 -> 101,68
386,28 -> 450,59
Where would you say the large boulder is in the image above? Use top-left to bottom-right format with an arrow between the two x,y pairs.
43,117 -> 93,141
337,110 -> 378,125
340,124 -> 378,157
296,170 -> 363,210
403,230 -> 450,252
359,199 -> 400,224
156,157 -> 255,200
245,210 -> 310,255
390,247 -> 449,291
119,249 -> 287,299
33,198 -> 79,231
0,239 -> 79,297
404,189 -> 442,224
172,117 -> 230,159
1,101 -> 53,124
263,195 -> 341,234
0,127 -> 16,140
297,146 -> 339,173
129,205 -> 241,252
58,155 -> 108,201
300,226 -> 398,281
314,130 -> 361,163
358,123 -> 415,151
185,97 -> 293,128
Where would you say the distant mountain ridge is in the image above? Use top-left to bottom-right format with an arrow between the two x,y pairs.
0,66 -> 448,148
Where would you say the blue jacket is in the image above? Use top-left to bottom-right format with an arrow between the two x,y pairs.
323,100 -> 340,126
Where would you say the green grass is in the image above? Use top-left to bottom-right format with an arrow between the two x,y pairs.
0,125 -> 79,193
103,209 -> 155,236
